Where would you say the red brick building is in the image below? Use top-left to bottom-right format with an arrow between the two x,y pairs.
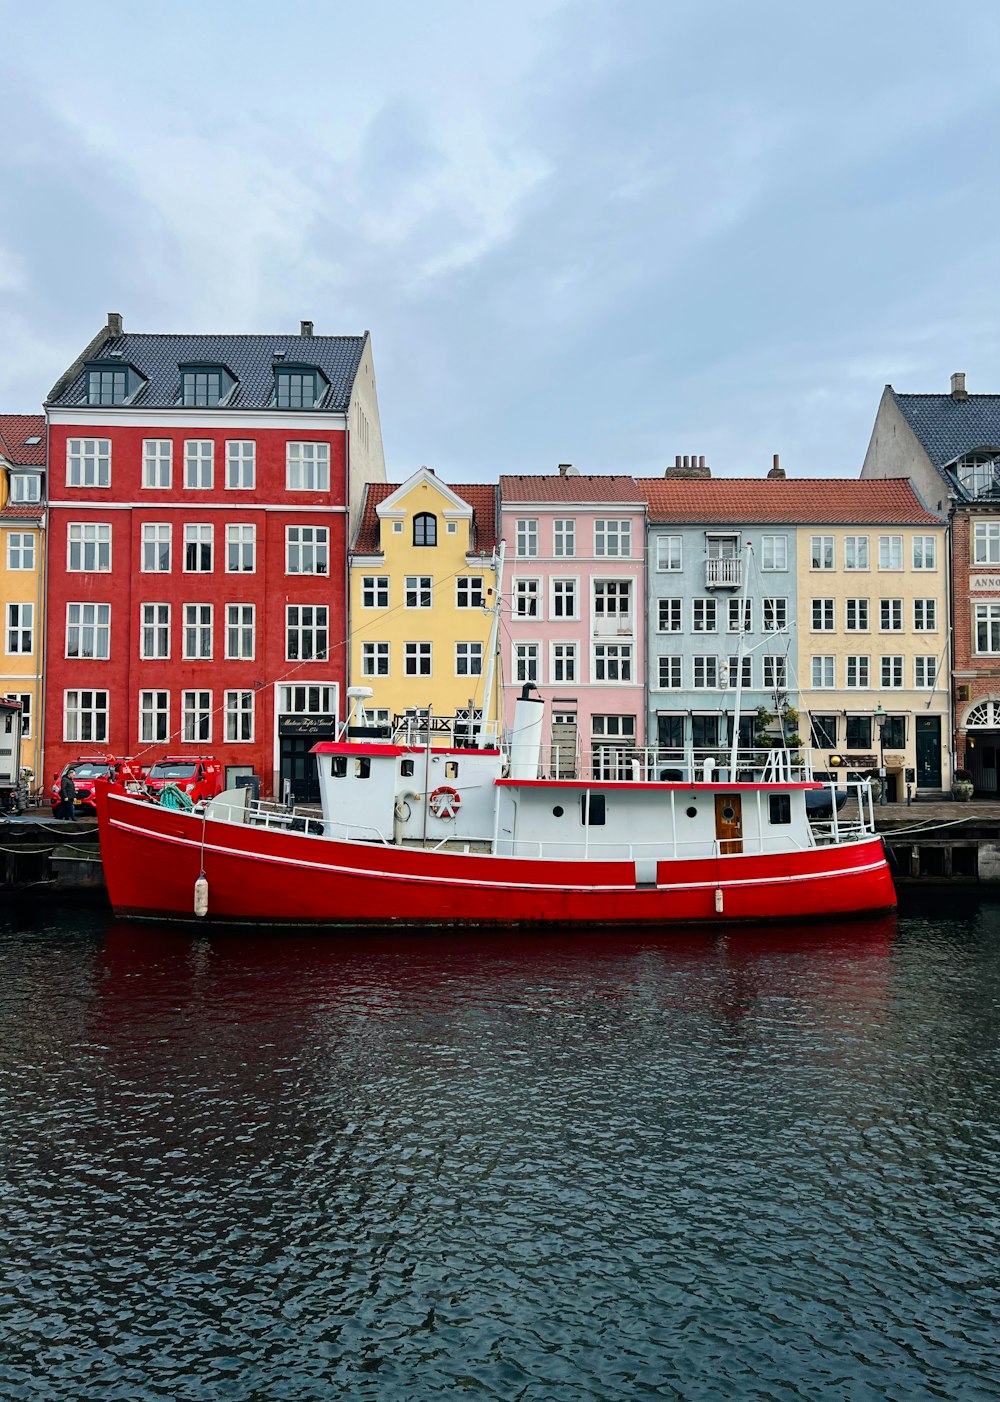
43,314 -> 385,798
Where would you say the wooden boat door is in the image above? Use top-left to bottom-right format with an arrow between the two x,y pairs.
714,794 -> 743,854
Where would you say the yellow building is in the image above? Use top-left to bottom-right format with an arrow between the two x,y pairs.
0,414 -> 45,789
350,469 -> 499,737
795,483 -> 950,800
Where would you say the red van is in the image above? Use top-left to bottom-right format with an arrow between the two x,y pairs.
50,757 -> 143,816
145,756 -> 224,804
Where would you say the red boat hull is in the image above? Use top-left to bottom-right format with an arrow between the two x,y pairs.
96,787 -> 896,928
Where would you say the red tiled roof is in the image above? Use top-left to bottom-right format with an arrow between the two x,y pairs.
500,474 -> 642,504
0,504 -> 43,520
636,477 -> 944,525
353,482 -> 498,555
0,414 -> 45,467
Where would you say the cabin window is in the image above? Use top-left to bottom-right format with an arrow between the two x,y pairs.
553,805 -> 564,817
400,760 -> 414,777
769,794 -> 791,824
354,758 -> 371,778
330,757 -> 348,777
445,761 -> 458,779
581,793 -> 606,825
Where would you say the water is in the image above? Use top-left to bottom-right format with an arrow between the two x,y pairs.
1,897 -> 998,1401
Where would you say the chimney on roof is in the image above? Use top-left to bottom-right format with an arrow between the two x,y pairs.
558,463 -> 579,476
300,320 -> 314,337
107,312 -> 123,336
767,453 -> 786,480
951,371 -> 968,400
664,454 -> 711,480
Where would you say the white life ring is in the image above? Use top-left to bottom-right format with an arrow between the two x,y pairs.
428,785 -> 462,820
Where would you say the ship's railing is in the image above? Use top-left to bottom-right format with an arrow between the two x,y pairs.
546,745 -> 814,784
391,714 -> 502,749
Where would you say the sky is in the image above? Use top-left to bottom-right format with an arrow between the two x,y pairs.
2,0 -> 999,482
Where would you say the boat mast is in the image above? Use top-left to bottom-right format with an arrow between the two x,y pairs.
728,542 -> 754,776
478,539 -> 506,748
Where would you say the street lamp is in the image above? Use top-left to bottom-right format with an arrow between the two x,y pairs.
874,704 -> 887,805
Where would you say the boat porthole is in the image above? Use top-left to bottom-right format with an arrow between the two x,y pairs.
722,805 -> 736,821
552,805 -> 564,817
686,806 -> 697,818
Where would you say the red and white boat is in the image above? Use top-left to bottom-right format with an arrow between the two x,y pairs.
95,684 -> 895,928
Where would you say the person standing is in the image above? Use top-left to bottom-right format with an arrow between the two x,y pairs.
59,767 -> 78,822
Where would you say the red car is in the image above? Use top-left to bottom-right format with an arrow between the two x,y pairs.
51,757 -> 143,816
144,756 -> 224,804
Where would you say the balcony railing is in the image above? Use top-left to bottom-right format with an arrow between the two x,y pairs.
705,557 -> 742,589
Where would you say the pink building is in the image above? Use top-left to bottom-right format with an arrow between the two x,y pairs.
499,470 -> 646,776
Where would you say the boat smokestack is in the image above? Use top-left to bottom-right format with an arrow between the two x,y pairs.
508,684 -> 545,780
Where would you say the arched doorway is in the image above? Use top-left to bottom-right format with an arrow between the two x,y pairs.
963,699 -> 1000,795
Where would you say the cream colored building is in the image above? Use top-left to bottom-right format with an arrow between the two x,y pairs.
0,414 -> 45,789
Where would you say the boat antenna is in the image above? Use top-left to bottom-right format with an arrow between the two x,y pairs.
728,541 -> 754,776
478,539 -> 506,747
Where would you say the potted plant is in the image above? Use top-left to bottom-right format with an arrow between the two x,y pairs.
952,769 -> 974,801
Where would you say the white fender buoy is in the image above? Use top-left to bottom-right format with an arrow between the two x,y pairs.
194,875 -> 209,918
714,888 -> 724,914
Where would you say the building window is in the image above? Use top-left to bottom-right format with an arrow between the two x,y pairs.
594,643 -> 632,681
143,440 -> 172,488
692,598 -> 717,633
183,604 -> 213,660
405,642 -> 432,676
878,535 -> 903,570
811,656 -> 835,688
761,534 -> 787,571
915,656 -> 939,689
184,524 -> 213,572
551,579 -> 577,619
181,369 -> 225,407
362,575 -> 390,609
275,370 -> 318,409
87,367 -> 128,405
912,536 -> 937,569
512,578 -> 539,618
693,655 -> 719,689
763,655 -> 787,689
412,512 -> 437,547
845,598 -> 869,632
658,656 -> 682,689
879,598 -> 903,632
515,519 -> 537,557
7,532 -> 35,571
225,691 -> 254,742
881,655 -> 904,688
975,603 -> 1000,654
278,685 -> 336,714
456,576 -> 484,609
656,535 -> 682,571
658,598 -> 682,632
226,524 -> 256,573
184,440 -> 214,490
553,519 -> 575,556
811,536 -> 834,570
141,604 -> 170,659
64,689 -> 108,743
844,535 -> 869,570
762,598 -> 787,633
66,438 -> 111,488
286,442 -> 330,492
725,656 -> 752,689
594,580 -> 630,619
68,522 -> 111,572
13,693 -> 32,739
846,655 -> 870,688
812,598 -> 835,631
595,518 -> 631,557
141,523 -> 172,572
913,599 -> 937,631
182,691 -> 212,743
225,605 -> 255,660
10,473 -> 42,503
810,714 -> 838,748
846,716 -> 872,749
405,575 -> 433,609
286,605 -> 328,661
973,521 -> 1000,565
226,441 -> 256,490
5,602 -> 33,654
139,691 -> 170,743
728,599 -> 751,632
455,642 -> 483,676
361,642 -> 390,676
552,642 -> 577,682
286,525 -> 329,574
514,643 -> 539,682
66,603 -> 110,659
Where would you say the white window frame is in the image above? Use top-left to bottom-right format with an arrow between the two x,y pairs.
140,603 -> 171,660
912,535 -> 937,570
913,598 -> 937,632
65,602 -> 110,660
286,442 -> 331,492
362,575 -> 390,610
513,642 -> 539,683
405,575 -> 434,609
68,522 -> 111,572
63,689 -> 108,743
139,690 -> 170,743
553,519 -> 576,557
914,656 -> 939,689
656,535 -> 682,571
66,438 -> 110,488
142,439 -> 172,489
361,641 -> 390,676
6,532 -> 35,571
141,523 -> 172,573
456,576 -> 484,609
845,598 -> 869,632
225,690 -> 255,743
404,641 -> 433,676
812,598 -> 835,632
183,604 -> 214,660
285,605 -> 329,662
845,655 -> 871,688
5,602 -> 34,655
226,523 -> 256,574
184,440 -> 214,490
10,472 -> 41,503
551,578 -> 578,620
691,598 -> 718,633
762,598 -> 787,633
692,655 -> 719,689
879,598 -> 903,632
760,534 -> 787,571
513,578 -> 540,618
810,536 -> 835,570
593,642 -> 632,682
658,655 -> 682,689
658,598 -> 682,633
975,603 -> 1000,654
515,519 -> 538,557
878,535 -> 903,570
728,599 -> 751,633
286,525 -> 330,575
551,642 -> 577,683
973,521 -> 1000,565
455,641 -> 483,676
594,518 -> 631,558
226,441 -> 256,491
763,655 -> 787,689
182,690 -> 213,743
184,523 -> 214,573
811,655 -> 835,688
225,604 -> 255,660
881,655 -> 904,689
844,535 -> 870,571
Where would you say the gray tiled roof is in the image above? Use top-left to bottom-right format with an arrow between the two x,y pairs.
48,332 -> 367,412
893,389 -> 1000,468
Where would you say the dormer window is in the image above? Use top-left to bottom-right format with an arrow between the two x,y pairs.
275,369 -> 319,409
86,361 -> 142,406
10,473 -> 42,504
955,451 -> 1000,499
180,366 -> 233,407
